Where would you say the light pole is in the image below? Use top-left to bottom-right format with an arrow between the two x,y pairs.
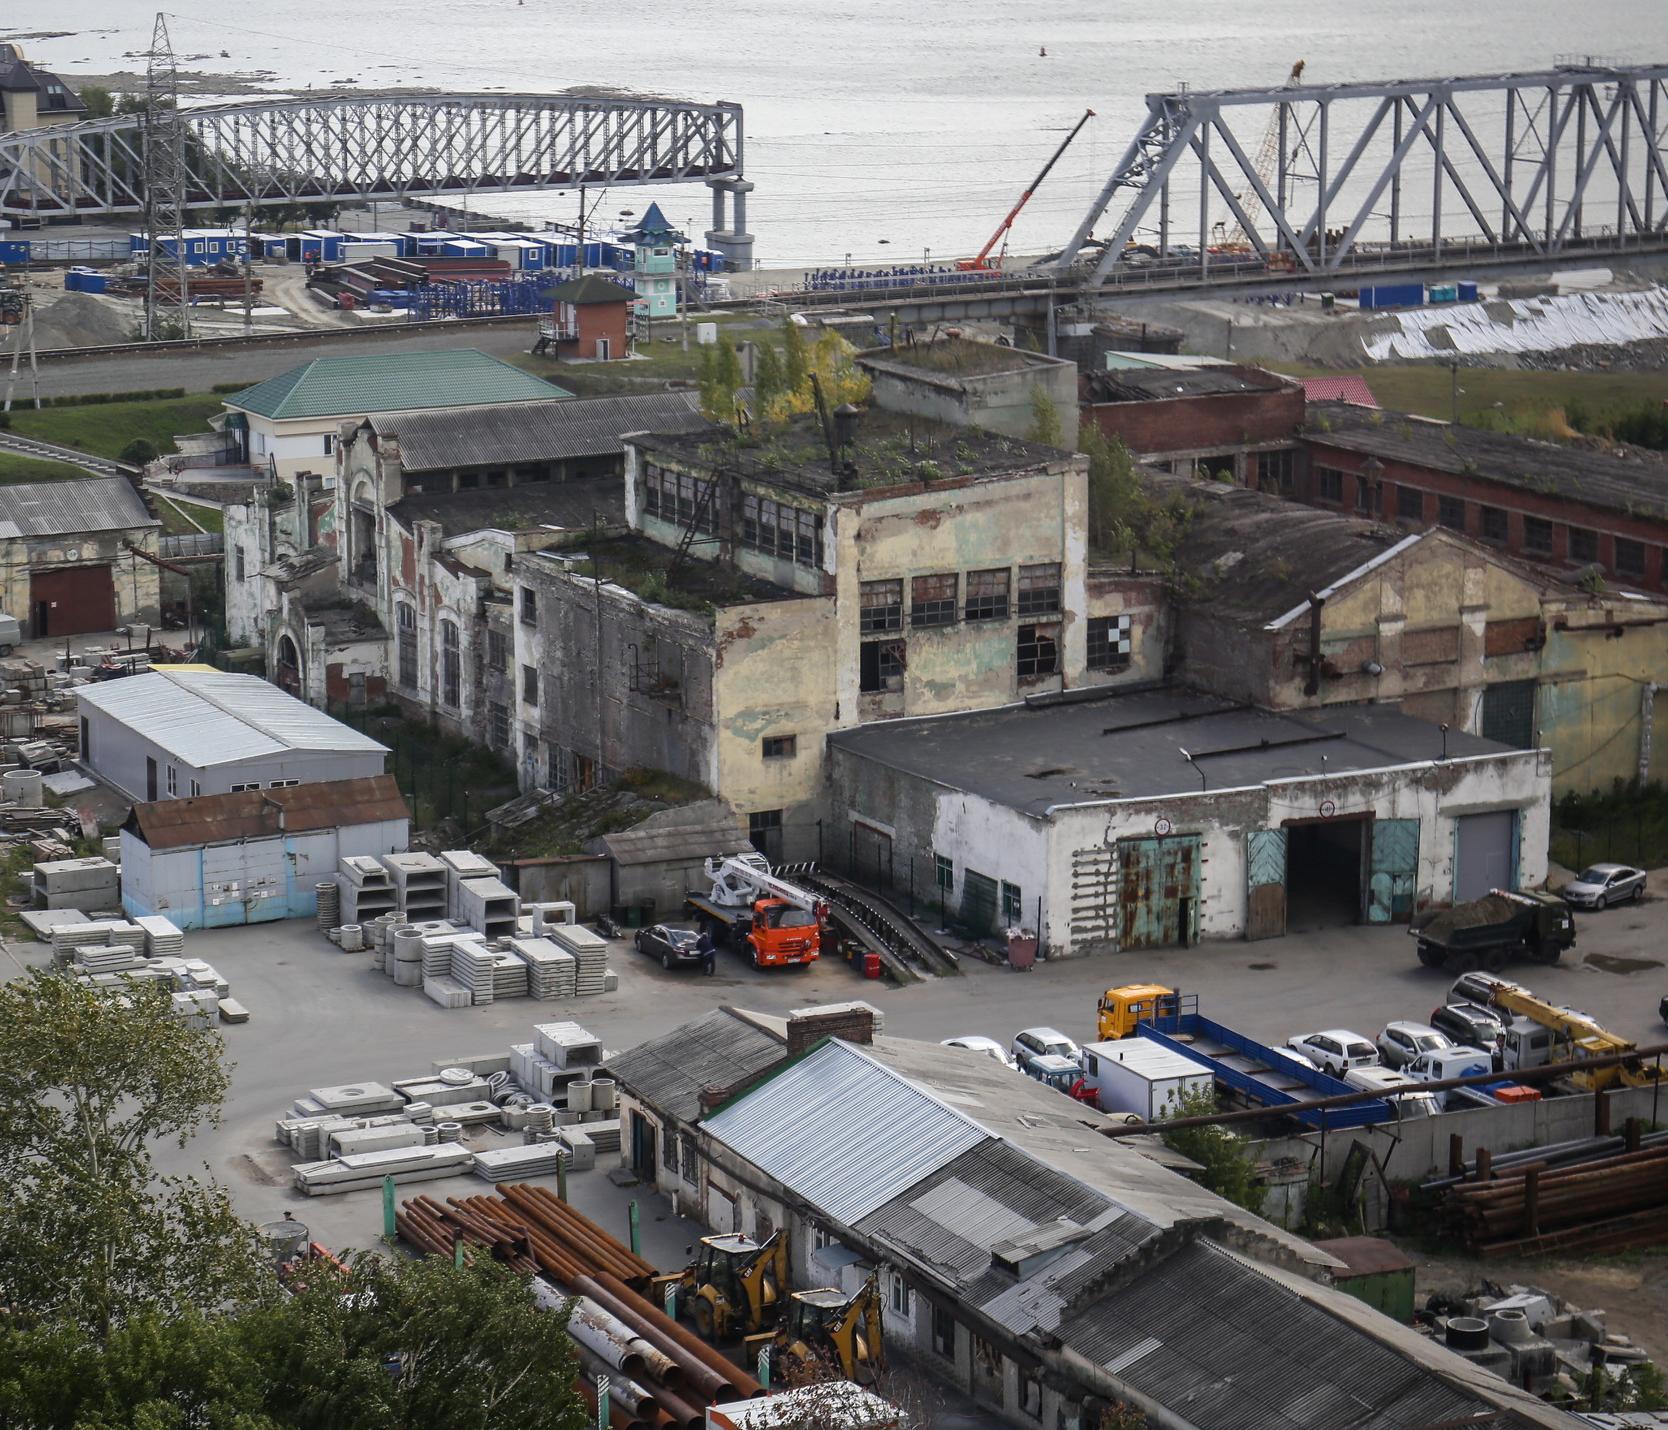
1179,747 -> 1208,791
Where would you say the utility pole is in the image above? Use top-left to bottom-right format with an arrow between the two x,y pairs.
242,202 -> 254,336
142,12 -> 191,341
575,184 -> 586,279
3,287 -> 39,412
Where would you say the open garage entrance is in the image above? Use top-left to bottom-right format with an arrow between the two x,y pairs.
1283,815 -> 1367,929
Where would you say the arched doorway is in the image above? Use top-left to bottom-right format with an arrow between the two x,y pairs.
275,634 -> 302,696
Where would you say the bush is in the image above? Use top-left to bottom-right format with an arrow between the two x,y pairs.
43,388 -> 186,408
1161,1085 -> 1267,1215
119,438 -> 159,466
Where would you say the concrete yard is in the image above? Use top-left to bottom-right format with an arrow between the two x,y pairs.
8,896 -> 1664,1261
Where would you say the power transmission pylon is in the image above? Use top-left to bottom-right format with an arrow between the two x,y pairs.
142,12 -> 191,341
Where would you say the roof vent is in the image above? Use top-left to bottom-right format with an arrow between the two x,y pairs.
989,1219 -> 1092,1278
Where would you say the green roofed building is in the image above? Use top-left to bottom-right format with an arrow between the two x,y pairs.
222,348 -> 572,479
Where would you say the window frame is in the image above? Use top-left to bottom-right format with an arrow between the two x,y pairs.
935,853 -> 953,892
1437,494 -> 1466,531
1522,515 -> 1553,553
1395,485 -> 1424,523
441,619 -> 461,710
1615,536 -> 1646,578
519,587 -> 537,626
859,638 -> 906,693
1567,526 -> 1598,563
761,734 -> 797,760
964,568 -> 1011,622
910,572 -> 958,627
1017,622 -> 1061,680
521,663 -> 539,707
1479,505 -> 1509,545
1086,614 -> 1132,672
859,578 -> 904,635
396,602 -> 418,691
1016,562 -> 1062,617
1316,467 -> 1344,504
1001,880 -> 1023,926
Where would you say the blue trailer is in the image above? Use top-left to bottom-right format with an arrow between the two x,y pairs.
1134,1004 -> 1391,1129
0,239 -> 31,265
1358,282 -> 1426,310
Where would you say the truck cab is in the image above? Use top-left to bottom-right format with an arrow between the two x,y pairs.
1024,1053 -> 1097,1105
1096,983 -> 1180,1040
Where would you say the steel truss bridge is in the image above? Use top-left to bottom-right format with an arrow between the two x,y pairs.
1055,64 -> 1668,284
0,92 -> 751,257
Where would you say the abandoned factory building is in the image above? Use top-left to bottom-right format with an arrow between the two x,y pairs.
828,688 -> 1549,956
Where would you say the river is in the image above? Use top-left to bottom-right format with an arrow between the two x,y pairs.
19,1 -> 1667,266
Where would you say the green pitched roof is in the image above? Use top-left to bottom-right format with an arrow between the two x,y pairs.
224,348 -> 571,420
546,275 -> 636,306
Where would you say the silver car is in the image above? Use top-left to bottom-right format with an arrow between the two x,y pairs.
1376,1021 -> 1455,1070
1561,863 -> 1645,910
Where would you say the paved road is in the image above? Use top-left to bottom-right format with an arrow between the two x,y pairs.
9,891 -> 1660,1254
27,322 -> 538,400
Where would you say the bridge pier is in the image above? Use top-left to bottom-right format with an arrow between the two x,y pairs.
705,177 -> 755,270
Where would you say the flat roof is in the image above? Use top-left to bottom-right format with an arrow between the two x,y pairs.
77,670 -> 388,768
124,774 -> 409,849
827,688 -> 1518,815
1307,400 -> 1668,521
1088,362 -> 1294,402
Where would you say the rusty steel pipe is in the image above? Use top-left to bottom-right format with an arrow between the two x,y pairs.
592,1269 -> 763,1398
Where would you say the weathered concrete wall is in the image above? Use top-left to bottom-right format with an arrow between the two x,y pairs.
858,348 -> 1080,441
0,527 -> 161,635
1083,569 -> 1171,688
1086,382 -> 1305,457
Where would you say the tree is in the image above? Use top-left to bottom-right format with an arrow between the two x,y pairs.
698,335 -> 745,424
754,340 -> 786,416
1027,385 -> 1064,448
1161,1085 -> 1267,1215
77,84 -> 115,120
1082,424 -> 1143,555
119,438 -> 159,467
0,1256 -> 588,1430
782,316 -> 810,395
0,971 -> 268,1332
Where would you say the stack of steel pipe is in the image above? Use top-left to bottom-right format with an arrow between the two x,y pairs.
395,1194 -> 539,1274
1442,1142 -> 1668,1255
397,1186 -> 761,1424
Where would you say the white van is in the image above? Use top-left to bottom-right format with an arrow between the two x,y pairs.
0,611 -> 19,656
1406,1047 -> 1492,1083
1344,1065 -> 1442,1118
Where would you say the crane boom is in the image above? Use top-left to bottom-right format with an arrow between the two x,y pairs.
706,853 -> 821,913
959,108 -> 1095,272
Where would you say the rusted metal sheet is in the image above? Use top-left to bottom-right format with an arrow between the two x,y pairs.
1368,818 -> 1419,924
1245,828 -> 1287,941
124,774 -> 410,849
1118,836 -> 1199,949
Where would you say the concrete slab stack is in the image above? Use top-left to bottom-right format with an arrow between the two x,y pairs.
135,915 -> 184,957
380,852 -> 446,921
546,923 -> 608,995
338,856 -> 398,926
292,1143 -> 472,1196
448,941 -> 499,1005
440,850 -> 498,913
456,877 -> 519,939
33,856 -> 119,911
73,944 -> 145,975
507,936 -> 576,999
422,975 -> 472,1009
52,919 -> 144,959
471,1144 -> 566,1182
19,908 -> 88,940
307,1082 -> 407,1118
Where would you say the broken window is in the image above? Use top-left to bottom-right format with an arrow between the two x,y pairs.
644,462 -> 716,533
762,735 -> 797,759
740,492 -> 823,568
1316,467 -> 1344,503
1616,537 -> 1646,578
964,568 -> 1010,622
935,854 -> 953,891
859,579 -> 903,633
397,603 -> 417,690
1396,486 -> 1424,523
931,1305 -> 956,1360
1568,526 -> 1598,563
911,572 -> 958,627
1017,563 -> 1061,616
1255,449 -> 1295,493
487,629 -> 510,672
1523,516 -> 1553,553
521,664 -> 538,707
441,620 -> 461,709
1438,495 -> 1466,531
1017,623 -> 1060,680
1001,880 -> 1023,926
680,1133 -> 699,1186
859,639 -> 906,693
1087,614 -> 1132,671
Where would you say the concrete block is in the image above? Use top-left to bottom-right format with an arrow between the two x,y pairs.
557,1127 -> 596,1171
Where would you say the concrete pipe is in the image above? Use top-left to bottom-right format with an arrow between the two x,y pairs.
1446,1317 -> 1491,1352
2,769 -> 43,807
589,1077 -> 617,1112
1489,1308 -> 1531,1344
392,959 -> 422,987
434,1121 -> 463,1143
567,1079 -> 594,1113
338,924 -> 364,952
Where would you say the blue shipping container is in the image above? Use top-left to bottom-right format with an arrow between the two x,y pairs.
1359,282 -> 1425,310
1458,281 -> 1479,301
1,240 -> 31,264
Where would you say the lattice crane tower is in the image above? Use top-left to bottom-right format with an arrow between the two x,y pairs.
142,12 -> 191,341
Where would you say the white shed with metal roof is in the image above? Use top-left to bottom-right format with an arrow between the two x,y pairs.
76,669 -> 387,803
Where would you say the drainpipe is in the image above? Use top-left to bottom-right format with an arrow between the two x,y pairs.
1304,591 -> 1325,698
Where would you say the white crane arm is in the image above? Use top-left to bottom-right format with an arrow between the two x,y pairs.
705,854 -> 821,912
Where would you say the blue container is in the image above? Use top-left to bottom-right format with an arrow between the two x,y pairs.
1458,280 -> 1479,302
1428,282 -> 1459,304
0,239 -> 30,265
1359,282 -> 1426,310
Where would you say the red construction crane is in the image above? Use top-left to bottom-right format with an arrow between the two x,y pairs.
958,108 -> 1096,272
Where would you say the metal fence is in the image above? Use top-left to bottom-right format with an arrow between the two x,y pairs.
1550,787 -> 1668,873
158,532 -> 224,559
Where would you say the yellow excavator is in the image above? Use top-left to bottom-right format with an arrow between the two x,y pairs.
1491,986 -> 1665,1092
775,1276 -> 885,1384
679,1232 -> 788,1340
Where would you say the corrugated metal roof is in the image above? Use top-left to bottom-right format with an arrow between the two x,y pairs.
703,1040 -> 989,1225
603,1009 -> 786,1124
372,392 -> 707,473
0,477 -> 158,537
1057,1240 -> 1495,1430
224,349 -> 570,420
76,670 -> 387,766
125,774 -> 409,849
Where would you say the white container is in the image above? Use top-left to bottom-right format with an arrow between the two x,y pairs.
1078,1039 -> 1213,1122
696,321 -> 718,346
3,769 -> 42,807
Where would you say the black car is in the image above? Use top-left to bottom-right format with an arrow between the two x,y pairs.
1429,1000 -> 1507,1051
634,923 -> 701,970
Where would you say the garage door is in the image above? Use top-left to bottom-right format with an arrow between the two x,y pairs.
1118,836 -> 1201,949
31,565 -> 114,637
1454,811 -> 1517,903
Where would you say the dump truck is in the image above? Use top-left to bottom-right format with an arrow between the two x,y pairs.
686,854 -> 826,969
1411,889 -> 1575,973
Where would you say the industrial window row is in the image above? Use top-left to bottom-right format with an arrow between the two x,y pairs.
739,492 -> 823,569
642,462 -> 717,534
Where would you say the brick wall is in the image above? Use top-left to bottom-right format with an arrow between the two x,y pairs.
1084,384 -> 1306,455
1303,439 -> 1668,592
786,1006 -> 876,1055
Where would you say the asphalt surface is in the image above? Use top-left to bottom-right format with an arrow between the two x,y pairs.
8,892 -> 1663,1259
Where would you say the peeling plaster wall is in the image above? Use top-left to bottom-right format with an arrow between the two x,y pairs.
1084,570 -> 1171,688
857,351 -> 1080,441
0,528 -> 161,635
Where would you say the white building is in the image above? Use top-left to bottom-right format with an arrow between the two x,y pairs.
120,774 -> 409,929
77,667 -> 387,803
828,689 -> 1551,956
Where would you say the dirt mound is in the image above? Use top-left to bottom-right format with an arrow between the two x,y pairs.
29,291 -> 133,350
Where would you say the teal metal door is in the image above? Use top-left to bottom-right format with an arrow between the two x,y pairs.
1245,829 -> 1287,940
961,869 -> 1000,936
1368,818 -> 1420,923
1118,837 -> 1201,950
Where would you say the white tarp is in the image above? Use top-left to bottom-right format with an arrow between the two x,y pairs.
1364,286 -> 1668,360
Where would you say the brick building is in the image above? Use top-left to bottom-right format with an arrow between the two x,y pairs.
1300,402 -> 1668,592
539,275 -> 634,362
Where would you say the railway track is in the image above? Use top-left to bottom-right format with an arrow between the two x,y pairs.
779,863 -> 958,982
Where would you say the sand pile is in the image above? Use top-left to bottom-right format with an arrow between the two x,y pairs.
29,291 -> 134,350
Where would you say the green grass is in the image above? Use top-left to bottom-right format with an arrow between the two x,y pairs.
0,452 -> 89,483
344,711 -> 519,835
152,494 -> 224,536
1269,362 -> 1668,433
7,395 -> 225,460
510,312 -> 782,395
